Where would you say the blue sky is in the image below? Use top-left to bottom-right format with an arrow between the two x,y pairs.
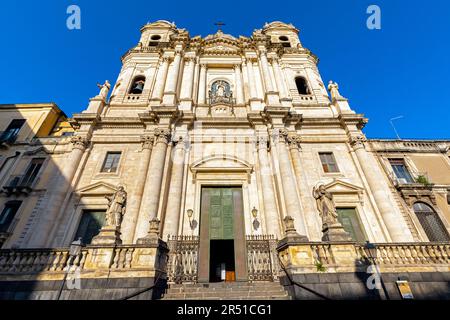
0,0 -> 449,139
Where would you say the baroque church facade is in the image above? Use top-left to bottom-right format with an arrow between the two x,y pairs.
0,21 -> 449,300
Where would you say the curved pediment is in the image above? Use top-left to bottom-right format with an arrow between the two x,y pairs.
192,154 -> 252,170
191,155 -> 253,183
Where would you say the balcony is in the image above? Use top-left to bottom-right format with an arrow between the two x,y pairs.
390,171 -> 434,189
0,131 -> 18,149
1,175 -> 34,196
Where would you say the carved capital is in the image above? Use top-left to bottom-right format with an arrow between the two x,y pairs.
256,136 -> 269,150
349,135 -> 367,150
172,135 -> 189,149
161,56 -> 172,64
287,134 -> 302,150
272,128 -> 289,144
141,135 -> 155,149
154,128 -> 172,144
70,136 -> 89,150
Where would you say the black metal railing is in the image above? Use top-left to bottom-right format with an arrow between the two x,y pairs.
0,131 -> 18,145
2,175 -> 34,195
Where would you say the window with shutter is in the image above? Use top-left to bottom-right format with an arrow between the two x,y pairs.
319,152 -> 340,173
101,152 -> 121,173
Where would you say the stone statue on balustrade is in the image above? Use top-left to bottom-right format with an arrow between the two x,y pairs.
313,184 -> 352,242
92,185 -> 127,245
105,185 -> 127,228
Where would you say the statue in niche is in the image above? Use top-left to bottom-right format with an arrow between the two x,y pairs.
209,80 -> 233,104
313,184 -> 339,227
105,185 -> 127,228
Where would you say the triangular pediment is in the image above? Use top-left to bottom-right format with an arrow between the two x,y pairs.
323,179 -> 364,195
76,181 -> 118,196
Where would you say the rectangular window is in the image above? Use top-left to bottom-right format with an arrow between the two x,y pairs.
22,158 -> 45,187
319,152 -> 339,173
389,159 -> 414,183
1,119 -> 26,143
336,208 -> 367,242
101,152 -> 121,173
74,210 -> 106,245
0,201 -> 22,233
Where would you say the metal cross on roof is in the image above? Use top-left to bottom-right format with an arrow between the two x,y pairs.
214,22 -> 226,32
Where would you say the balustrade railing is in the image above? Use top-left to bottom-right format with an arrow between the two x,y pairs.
354,243 -> 450,266
0,248 -> 88,274
246,235 -> 279,282
167,236 -> 200,284
0,242 -> 448,278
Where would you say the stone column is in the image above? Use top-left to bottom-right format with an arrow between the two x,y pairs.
162,137 -> 187,239
135,129 -> 171,242
180,57 -> 195,101
245,58 -> 258,100
151,57 -> 170,102
234,64 -> 245,105
274,130 -> 308,240
163,50 -> 182,105
257,136 -> 281,238
350,136 -> 413,242
198,63 -> 207,105
271,57 -> 289,100
27,136 -> 88,247
259,50 -> 275,92
287,135 -> 320,239
121,136 -> 154,244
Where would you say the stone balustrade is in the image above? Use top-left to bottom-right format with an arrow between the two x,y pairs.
278,242 -> 450,274
0,243 -> 168,280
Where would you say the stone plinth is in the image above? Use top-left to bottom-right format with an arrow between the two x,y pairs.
91,226 -> 122,246
321,223 -> 352,242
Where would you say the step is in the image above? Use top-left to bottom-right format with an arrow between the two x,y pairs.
166,286 -> 287,294
163,291 -> 289,300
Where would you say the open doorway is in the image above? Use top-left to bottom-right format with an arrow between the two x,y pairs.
209,240 -> 236,282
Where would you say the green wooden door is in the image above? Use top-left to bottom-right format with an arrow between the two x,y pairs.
198,187 -> 248,283
208,188 -> 235,240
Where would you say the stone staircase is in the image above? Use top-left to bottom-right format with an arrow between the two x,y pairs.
162,282 -> 292,300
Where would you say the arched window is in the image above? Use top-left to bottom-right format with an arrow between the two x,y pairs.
279,36 -> 291,48
295,77 -> 310,95
129,76 -> 146,95
149,35 -> 161,47
413,202 -> 450,242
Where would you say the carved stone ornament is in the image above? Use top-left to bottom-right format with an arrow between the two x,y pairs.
154,128 -> 172,144
141,135 -> 155,149
256,136 -> 269,150
349,135 -> 367,150
70,136 -> 89,150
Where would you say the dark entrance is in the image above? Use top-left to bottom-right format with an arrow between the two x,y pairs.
209,240 -> 236,282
